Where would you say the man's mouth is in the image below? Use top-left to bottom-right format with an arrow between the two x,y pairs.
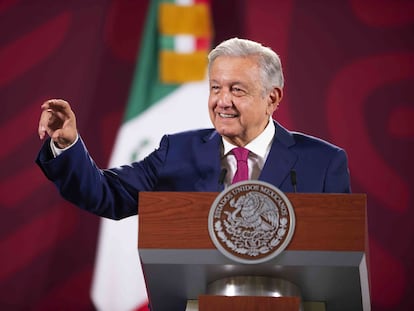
218,113 -> 238,118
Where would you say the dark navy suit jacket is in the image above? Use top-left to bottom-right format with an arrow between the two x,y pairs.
36,121 -> 351,220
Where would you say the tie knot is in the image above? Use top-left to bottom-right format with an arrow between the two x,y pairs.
232,147 -> 249,162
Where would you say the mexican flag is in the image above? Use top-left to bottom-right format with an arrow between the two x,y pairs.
91,1 -> 213,310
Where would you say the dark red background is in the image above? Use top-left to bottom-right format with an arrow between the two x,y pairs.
1,0 -> 413,310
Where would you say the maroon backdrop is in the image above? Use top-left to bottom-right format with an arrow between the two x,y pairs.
1,0 -> 413,310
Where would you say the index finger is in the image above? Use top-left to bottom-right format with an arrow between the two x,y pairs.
38,106 -> 52,139
41,99 -> 71,116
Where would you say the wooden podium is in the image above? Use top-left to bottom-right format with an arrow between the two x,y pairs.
138,192 -> 370,311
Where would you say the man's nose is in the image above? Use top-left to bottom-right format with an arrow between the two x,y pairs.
217,90 -> 232,107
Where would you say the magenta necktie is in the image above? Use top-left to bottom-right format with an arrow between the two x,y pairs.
231,147 -> 249,184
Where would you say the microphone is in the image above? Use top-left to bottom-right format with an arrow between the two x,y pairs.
290,169 -> 297,193
218,168 -> 227,189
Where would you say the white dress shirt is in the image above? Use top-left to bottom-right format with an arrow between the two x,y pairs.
221,119 -> 275,187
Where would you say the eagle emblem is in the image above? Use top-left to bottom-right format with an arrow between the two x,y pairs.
208,181 -> 295,264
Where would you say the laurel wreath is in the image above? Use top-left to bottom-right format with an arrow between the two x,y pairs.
214,218 -> 288,257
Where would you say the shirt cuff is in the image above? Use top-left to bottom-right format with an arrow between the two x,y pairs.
50,134 -> 79,157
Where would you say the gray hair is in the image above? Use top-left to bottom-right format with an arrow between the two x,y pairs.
208,38 -> 284,93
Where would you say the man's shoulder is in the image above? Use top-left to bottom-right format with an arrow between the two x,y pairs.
167,128 -> 217,140
275,122 -> 344,152
291,131 -> 343,150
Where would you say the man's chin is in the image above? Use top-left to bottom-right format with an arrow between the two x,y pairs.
218,131 -> 240,143
216,127 -> 237,137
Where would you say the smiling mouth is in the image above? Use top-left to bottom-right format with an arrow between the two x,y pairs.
219,113 -> 238,118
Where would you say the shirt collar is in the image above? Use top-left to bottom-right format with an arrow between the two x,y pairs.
222,118 -> 275,157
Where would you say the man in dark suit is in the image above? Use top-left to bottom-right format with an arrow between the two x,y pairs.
36,38 -> 351,220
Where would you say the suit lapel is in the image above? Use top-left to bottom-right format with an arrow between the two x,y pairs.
259,122 -> 298,187
194,131 -> 223,191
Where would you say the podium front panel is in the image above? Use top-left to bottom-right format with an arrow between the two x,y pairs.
138,192 -> 369,311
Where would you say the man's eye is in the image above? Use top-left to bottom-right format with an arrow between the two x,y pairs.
232,87 -> 245,95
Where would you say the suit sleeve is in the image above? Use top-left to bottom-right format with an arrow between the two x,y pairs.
35,136 -> 168,219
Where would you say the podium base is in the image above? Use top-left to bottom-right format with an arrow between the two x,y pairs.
196,276 -> 303,311
186,299 -> 326,311
199,296 -> 300,311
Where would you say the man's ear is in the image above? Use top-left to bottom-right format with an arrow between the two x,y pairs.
268,87 -> 283,113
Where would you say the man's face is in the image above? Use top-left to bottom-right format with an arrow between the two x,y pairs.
208,55 -> 281,146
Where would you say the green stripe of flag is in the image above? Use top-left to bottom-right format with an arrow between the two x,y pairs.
123,0 -> 179,122
159,35 -> 175,51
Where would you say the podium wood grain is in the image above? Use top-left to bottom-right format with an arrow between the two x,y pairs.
138,192 -> 366,251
